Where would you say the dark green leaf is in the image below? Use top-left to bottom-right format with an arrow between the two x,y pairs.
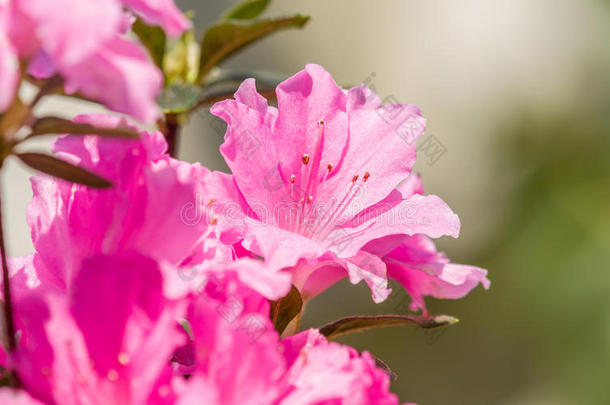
132,19 -> 167,69
197,15 -> 310,83
17,153 -> 112,188
157,82 -> 202,113
30,117 -> 139,138
223,0 -> 271,20
319,314 -> 458,341
270,285 -> 303,334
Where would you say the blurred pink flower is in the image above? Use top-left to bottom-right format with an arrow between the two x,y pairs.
123,0 -> 191,37
0,0 -> 189,120
209,64 -> 460,302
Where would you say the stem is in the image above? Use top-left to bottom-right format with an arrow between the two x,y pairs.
0,174 -> 17,355
164,114 -> 180,158
29,75 -> 63,110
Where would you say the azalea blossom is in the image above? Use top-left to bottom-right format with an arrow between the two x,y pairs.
0,0 -> 189,121
171,272 -> 405,405
26,114 -> 211,293
209,64 -> 465,303
8,253 -> 186,405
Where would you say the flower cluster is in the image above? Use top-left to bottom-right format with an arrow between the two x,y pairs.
0,3 -> 489,402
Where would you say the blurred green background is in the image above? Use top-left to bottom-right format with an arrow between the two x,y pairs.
4,0 -> 608,403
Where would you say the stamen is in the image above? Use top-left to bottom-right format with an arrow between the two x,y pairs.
290,174 -> 296,183
352,175 -> 359,182
327,163 -> 333,172
363,172 -> 370,182
302,154 -> 310,165
118,352 -> 130,366
306,195 -> 313,204
107,369 -> 119,381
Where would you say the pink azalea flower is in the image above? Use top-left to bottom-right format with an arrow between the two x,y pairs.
0,0 -> 187,121
209,64 -> 460,302
10,253 -> 186,405
26,114 -> 211,293
280,329 -> 402,405
172,275 -> 404,404
174,293 -> 285,404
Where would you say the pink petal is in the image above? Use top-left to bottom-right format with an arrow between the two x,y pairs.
123,0 -> 191,37
384,235 -> 490,312
15,0 -> 121,65
28,115 -> 209,292
280,329 -> 401,404
61,37 -> 162,122
0,388 -> 45,404
0,12 -> 19,112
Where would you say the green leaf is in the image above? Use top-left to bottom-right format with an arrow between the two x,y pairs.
223,0 -> 271,20
270,285 -> 303,334
319,314 -> 458,341
132,19 -> 167,69
29,117 -> 139,138
197,14 -> 310,83
157,82 -> 202,113
17,153 -> 112,188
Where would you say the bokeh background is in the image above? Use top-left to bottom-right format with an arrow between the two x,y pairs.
3,0 -> 609,404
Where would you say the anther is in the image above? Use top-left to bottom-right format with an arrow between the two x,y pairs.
306,195 -> 313,204
118,352 -> 130,366
363,172 -> 370,182
211,216 -> 218,225
107,369 -> 119,381
302,154 -> 310,165
352,175 -> 359,182
290,174 -> 296,183
327,163 -> 333,172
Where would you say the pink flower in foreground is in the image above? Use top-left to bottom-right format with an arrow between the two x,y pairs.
280,329 -> 402,404
0,0 -> 189,120
10,253 -> 186,405
26,114 -> 211,293
172,277 -> 403,404
210,64 -> 461,303
3,249 -> 401,404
